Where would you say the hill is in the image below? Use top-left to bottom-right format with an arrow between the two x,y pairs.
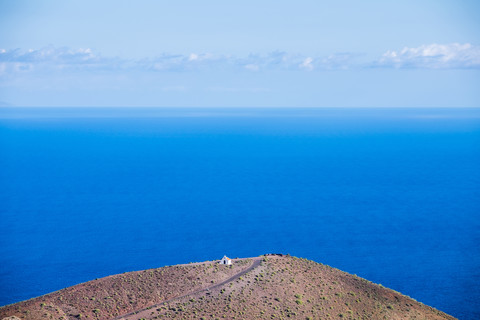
0,254 -> 456,320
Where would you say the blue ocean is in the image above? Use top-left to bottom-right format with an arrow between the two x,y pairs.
0,107 -> 479,319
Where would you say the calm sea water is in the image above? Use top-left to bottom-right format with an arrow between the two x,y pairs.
0,107 -> 479,319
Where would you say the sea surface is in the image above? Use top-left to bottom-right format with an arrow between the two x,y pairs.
0,107 -> 479,319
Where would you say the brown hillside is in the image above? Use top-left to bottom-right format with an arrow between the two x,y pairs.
0,255 -> 456,320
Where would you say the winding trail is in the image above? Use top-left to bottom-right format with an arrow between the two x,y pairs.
113,257 -> 263,320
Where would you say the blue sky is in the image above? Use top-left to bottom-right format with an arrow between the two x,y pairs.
0,0 -> 479,107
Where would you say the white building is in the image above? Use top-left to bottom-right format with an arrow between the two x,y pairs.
219,255 -> 232,265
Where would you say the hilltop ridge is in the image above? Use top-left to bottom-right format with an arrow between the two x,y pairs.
0,254 -> 456,320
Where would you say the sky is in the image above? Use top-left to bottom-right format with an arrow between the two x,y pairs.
0,0 -> 479,107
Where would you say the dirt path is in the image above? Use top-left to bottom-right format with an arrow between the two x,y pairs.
113,257 -> 263,320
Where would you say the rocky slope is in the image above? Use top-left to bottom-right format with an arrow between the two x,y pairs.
0,255 -> 456,320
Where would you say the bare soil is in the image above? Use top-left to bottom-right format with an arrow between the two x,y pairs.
0,255 -> 456,320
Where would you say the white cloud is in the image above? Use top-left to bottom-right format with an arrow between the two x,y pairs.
239,51 -> 309,71
0,46 -> 101,64
320,53 -> 358,70
5,43 -> 477,77
0,46 -> 363,75
141,53 -> 228,71
299,57 -> 314,70
188,53 -> 198,61
376,43 -> 480,69
0,46 -> 121,77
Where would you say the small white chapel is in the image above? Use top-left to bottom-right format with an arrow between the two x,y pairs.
219,255 -> 232,265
